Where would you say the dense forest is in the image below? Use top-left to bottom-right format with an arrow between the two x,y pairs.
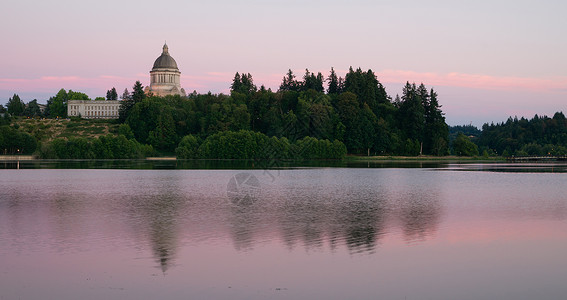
116,67 -> 449,158
477,113 -> 567,156
3,67 -> 565,159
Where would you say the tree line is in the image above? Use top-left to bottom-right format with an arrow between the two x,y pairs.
176,130 -> 346,160
118,67 -> 449,158
475,112 -> 567,156
37,134 -> 154,159
14,66 -> 545,159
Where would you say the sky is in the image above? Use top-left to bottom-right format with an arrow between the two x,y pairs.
1,0 -> 565,126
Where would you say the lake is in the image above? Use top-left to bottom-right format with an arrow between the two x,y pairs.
1,162 -> 567,299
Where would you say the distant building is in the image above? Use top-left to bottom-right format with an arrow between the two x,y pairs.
145,43 -> 186,97
67,43 -> 186,119
67,100 -> 120,119
37,103 -> 47,114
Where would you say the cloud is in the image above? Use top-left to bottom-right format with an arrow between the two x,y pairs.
2,69 -> 565,103
0,75 -> 140,100
40,76 -> 80,81
376,70 -> 567,93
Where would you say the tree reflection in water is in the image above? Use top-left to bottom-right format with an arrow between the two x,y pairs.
124,177 -> 184,274
225,175 -> 442,255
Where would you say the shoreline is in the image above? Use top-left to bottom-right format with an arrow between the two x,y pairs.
345,155 -> 505,162
0,155 -> 35,161
0,155 -> 505,163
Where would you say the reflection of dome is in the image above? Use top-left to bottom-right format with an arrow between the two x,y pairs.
147,43 -> 186,97
152,44 -> 178,70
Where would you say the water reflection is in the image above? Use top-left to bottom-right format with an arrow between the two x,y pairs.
276,198 -> 331,251
0,169 -> 447,266
146,195 -> 179,273
123,175 -> 185,273
338,199 -> 385,253
223,169 -> 442,254
399,194 -> 441,243
2,168 -> 567,300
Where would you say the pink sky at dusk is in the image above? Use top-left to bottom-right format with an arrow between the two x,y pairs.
1,0 -> 565,126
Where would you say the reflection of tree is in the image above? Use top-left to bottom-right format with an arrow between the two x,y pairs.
228,205 -> 259,251
277,199 -> 326,250
273,188 -> 386,254
337,197 -> 385,254
223,173 -> 442,254
146,195 -> 179,273
226,172 -> 263,251
399,192 -> 442,243
127,191 -> 182,274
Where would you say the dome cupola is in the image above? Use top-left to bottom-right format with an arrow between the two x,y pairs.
148,43 -> 186,97
152,43 -> 179,70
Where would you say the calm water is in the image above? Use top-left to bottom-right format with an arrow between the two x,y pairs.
1,164 -> 567,299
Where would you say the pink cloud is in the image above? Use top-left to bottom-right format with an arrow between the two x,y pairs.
0,75 -> 141,98
376,70 -> 567,93
3,69 -> 566,102
40,76 -> 81,81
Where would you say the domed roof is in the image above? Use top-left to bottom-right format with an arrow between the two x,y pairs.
152,43 -> 178,70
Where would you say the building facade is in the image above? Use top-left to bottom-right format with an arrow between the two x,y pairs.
145,43 -> 186,97
67,100 -> 120,119
67,43 -> 185,119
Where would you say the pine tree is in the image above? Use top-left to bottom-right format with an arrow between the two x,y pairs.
132,81 -> 145,103
106,87 -> 118,100
121,88 -> 131,100
118,82 -> 144,123
423,88 -> 448,155
398,82 -> 425,146
279,69 -> 299,92
148,107 -> 177,151
230,72 -> 242,93
23,99 -> 42,117
7,94 -> 25,116
315,72 -> 324,93
240,73 -> 256,94
327,67 -> 339,94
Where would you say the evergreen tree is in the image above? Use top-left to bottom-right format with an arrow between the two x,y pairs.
24,99 -> 42,117
230,72 -> 242,93
336,92 -> 362,152
279,69 -> 300,92
119,82 -> 144,123
7,94 -> 25,116
106,87 -> 118,100
231,72 -> 256,95
398,82 -> 425,148
315,72 -> 324,93
423,88 -> 448,155
344,67 -> 390,115
132,81 -> 146,103
337,77 -> 345,94
121,88 -> 131,100
240,73 -> 257,94
148,106 -> 178,151
327,67 -> 339,94
301,69 -> 324,93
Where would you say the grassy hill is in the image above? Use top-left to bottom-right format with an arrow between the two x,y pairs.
12,118 -> 119,144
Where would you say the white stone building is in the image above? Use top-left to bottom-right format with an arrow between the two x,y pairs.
67,43 -> 186,119
145,43 -> 186,97
67,100 -> 120,119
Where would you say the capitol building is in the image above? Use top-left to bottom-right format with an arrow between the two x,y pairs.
68,43 -> 185,119
145,43 -> 186,97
